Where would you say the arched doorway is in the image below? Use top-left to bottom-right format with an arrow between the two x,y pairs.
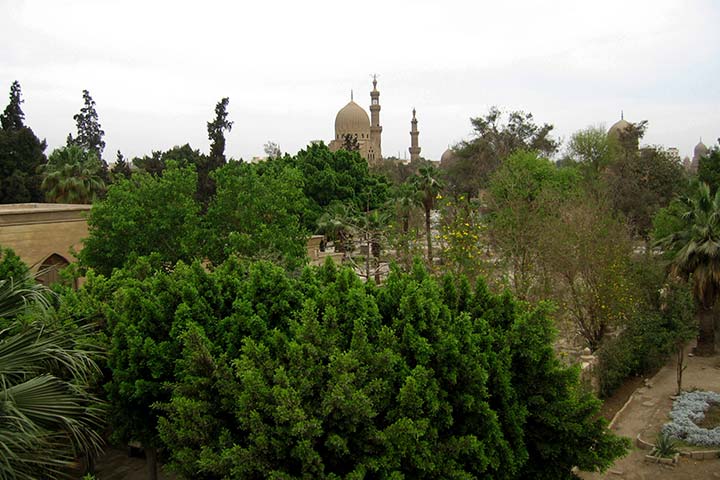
36,253 -> 71,287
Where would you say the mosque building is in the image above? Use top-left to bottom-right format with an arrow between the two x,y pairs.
328,76 -> 422,165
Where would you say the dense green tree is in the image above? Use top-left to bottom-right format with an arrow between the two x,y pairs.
67,89 -> 106,161
79,163 -> 201,276
0,80 -> 24,130
116,259 -> 627,479
0,82 -> 46,203
0,266 -> 104,479
275,143 -> 388,231
564,126 -> 612,185
204,161 -> 309,269
447,107 -> 558,197
131,144 -> 204,178
654,181 -> 720,355
41,145 -> 106,204
697,141 -> 720,193
411,165 -> 443,264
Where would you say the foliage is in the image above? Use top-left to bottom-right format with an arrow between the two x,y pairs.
605,145 -> 686,238
448,107 -> 558,197
540,197 -> 636,351
132,143 -> 204,178
654,181 -> 720,354
341,133 -> 360,152
564,126 -> 612,184
263,141 -> 282,158
67,89 -> 106,162
697,141 -> 720,194
204,161 -> 309,270
438,195 -> 488,283
411,165 -> 443,264
275,143 -> 388,231
110,150 -> 132,182
0,80 -> 25,131
486,150 -> 579,300
0,271 -> 105,479
0,246 -> 30,285
79,163 -> 201,276
0,81 -> 46,203
207,97 -> 233,165
41,145 -> 106,203
596,269 -> 695,397
662,391 -> 720,447
652,432 -> 679,458
68,256 -> 626,479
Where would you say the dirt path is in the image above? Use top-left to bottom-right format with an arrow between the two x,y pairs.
580,348 -> 720,480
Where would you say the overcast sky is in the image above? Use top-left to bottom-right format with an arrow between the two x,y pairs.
1,0 -> 718,163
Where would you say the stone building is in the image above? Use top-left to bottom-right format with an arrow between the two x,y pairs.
0,203 -> 90,286
328,76 -> 422,165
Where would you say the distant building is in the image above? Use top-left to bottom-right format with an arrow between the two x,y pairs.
328,76 -> 423,165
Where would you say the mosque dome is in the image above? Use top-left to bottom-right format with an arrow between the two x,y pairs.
440,148 -> 456,166
608,118 -> 631,138
694,140 -> 709,158
335,100 -> 370,138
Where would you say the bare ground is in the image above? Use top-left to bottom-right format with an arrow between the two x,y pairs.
580,346 -> 720,480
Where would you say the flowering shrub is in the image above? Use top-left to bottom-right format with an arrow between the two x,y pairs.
662,391 -> 720,447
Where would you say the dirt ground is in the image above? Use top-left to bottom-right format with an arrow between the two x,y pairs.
580,347 -> 720,480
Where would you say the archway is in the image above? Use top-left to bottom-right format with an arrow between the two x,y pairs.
36,253 -> 71,287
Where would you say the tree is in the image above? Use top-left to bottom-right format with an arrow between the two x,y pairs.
0,80 -> 24,130
141,259 -> 628,478
447,107 -> 558,197
67,89 -> 106,161
565,126 -> 612,185
654,182 -> 720,355
110,150 -> 132,182
0,266 -> 104,479
204,161 -> 309,270
0,82 -> 46,203
79,163 -> 201,276
341,133 -> 360,152
41,145 -> 106,204
207,97 -> 232,165
697,141 -> 720,194
605,145 -> 685,239
264,141 -> 282,158
411,165 -> 443,264
486,150 -> 579,299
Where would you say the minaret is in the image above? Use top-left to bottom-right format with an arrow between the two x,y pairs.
409,108 -> 421,162
369,75 -> 382,160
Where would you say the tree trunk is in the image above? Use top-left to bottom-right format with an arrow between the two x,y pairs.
146,446 -> 158,480
695,306 -> 716,356
425,207 -> 432,264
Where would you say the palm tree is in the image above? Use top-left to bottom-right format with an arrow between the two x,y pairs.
412,166 -> 443,264
0,272 -> 105,478
390,183 -> 420,269
656,182 -> 720,355
41,145 -> 105,204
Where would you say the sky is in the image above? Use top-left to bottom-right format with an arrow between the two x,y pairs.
1,0 -> 719,163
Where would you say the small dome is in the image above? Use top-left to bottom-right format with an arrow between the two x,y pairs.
440,148 -> 456,166
694,140 -> 709,158
608,118 -> 631,138
335,100 -> 370,137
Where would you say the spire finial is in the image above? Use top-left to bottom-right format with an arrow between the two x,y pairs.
412,107 -> 416,118
621,110 -> 624,120
371,73 -> 378,90
351,89 -> 353,101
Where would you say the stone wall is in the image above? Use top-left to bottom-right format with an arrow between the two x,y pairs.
0,203 -> 90,271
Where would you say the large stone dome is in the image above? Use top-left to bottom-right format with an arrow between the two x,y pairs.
694,140 -> 709,158
608,118 -> 631,138
440,147 -> 456,166
335,100 -> 370,138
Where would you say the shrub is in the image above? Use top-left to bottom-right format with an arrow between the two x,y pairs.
662,391 -> 720,447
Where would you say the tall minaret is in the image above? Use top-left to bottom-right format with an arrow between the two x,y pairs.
409,108 -> 421,162
369,75 -> 382,160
